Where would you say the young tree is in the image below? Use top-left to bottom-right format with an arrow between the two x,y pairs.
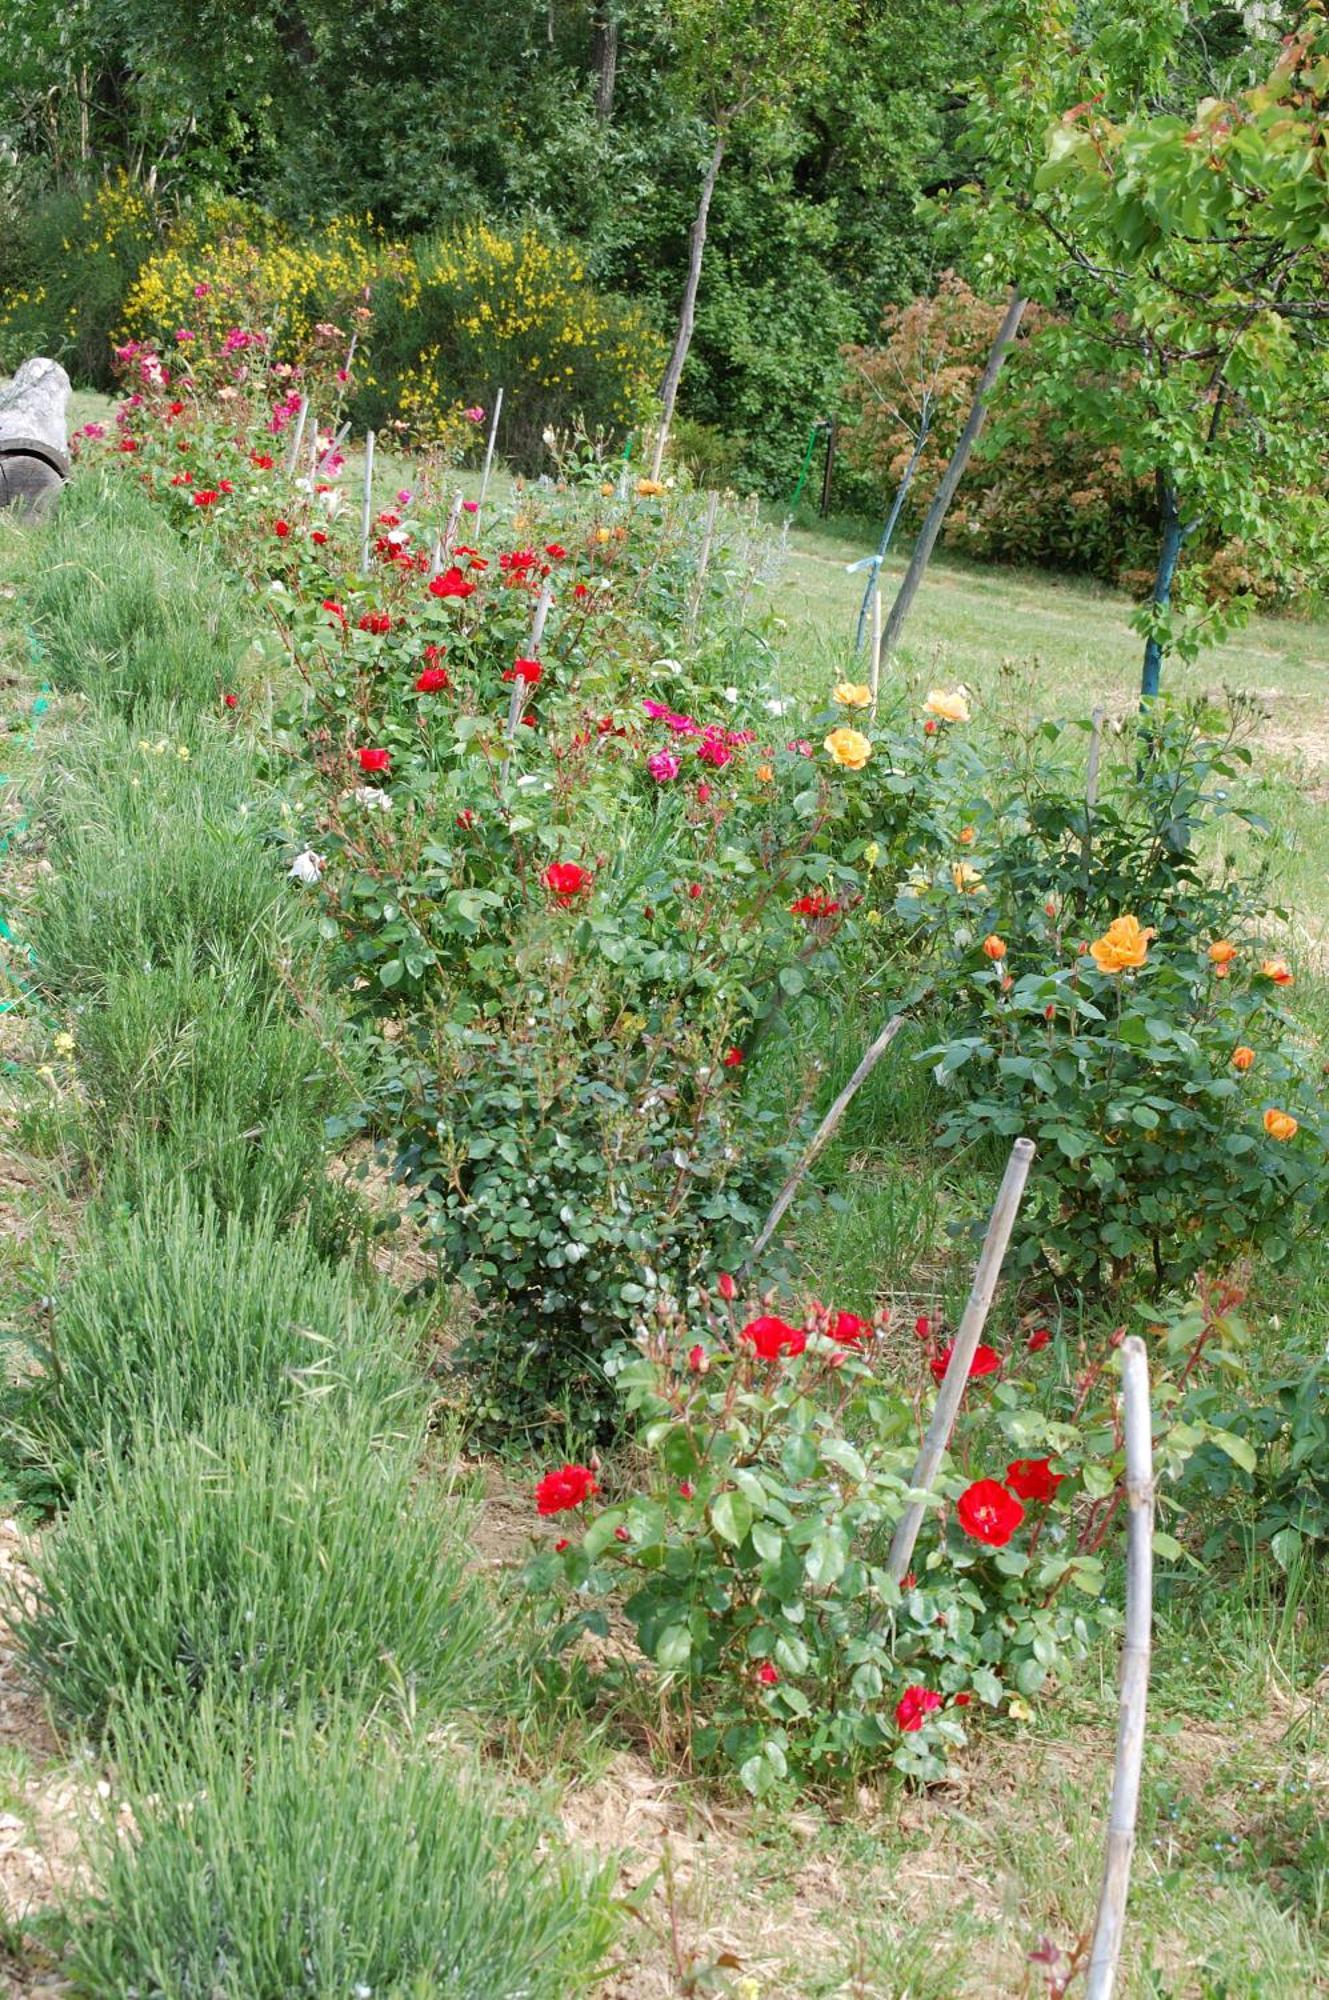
965,1 -> 1329,698
648,0 -> 845,478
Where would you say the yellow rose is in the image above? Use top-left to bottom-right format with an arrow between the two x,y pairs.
832,681 -> 872,708
824,727 -> 872,771
951,861 -> 983,893
924,688 -> 970,724
1264,1107 -> 1298,1142
1089,914 -> 1155,974
635,477 -> 665,497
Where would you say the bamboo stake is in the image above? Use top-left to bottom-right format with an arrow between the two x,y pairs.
746,1014 -> 908,1269
1086,1337 -> 1154,2000
687,491 -> 720,638
443,488 -> 464,557
869,587 -> 884,713
284,395 -> 309,476
886,1136 -> 1036,1585
501,576 -> 556,775
1079,703 -> 1106,908
358,429 -> 375,577
477,388 -> 504,523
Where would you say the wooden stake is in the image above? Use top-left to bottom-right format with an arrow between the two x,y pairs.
747,1014 -> 908,1269
869,587 -> 884,712
886,1136 -> 1036,1585
358,429 -> 375,577
687,491 -> 720,638
477,388 -> 504,523
1079,703 -> 1106,907
284,395 -> 309,476
1086,1336 -> 1154,2000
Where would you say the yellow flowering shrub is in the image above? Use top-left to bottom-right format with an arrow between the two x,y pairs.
362,224 -> 663,462
0,175 -> 160,384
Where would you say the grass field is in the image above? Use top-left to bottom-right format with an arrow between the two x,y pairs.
1,445 -> 1327,1996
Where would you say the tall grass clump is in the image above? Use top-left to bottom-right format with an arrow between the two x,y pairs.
26,473 -> 243,714
71,945 -> 338,1221
8,1182 -> 413,1499
13,1405 -> 496,1733
28,713 -> 289,1000
66,1697 -> 616,2000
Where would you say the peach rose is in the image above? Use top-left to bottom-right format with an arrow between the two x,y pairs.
1089,914 -> 1155,974
825,727 -> 872,771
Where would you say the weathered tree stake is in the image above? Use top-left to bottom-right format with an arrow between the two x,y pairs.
358,430 -> 376,576
887,1135 -> 1036,1584
1086,1335 -> 1154,2000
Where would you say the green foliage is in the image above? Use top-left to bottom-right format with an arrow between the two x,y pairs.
958,3 -> 1329,683
909,704 -> 1329,1290
0,176 -> 160,386
14,1404 -> 495,1733
7,1183 -> 413,1500
66,1697 -> 616,1999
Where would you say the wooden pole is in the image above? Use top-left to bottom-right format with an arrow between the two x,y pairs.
687,491 -> 720,639
284,395 -> 309,476
869,587 -> 884,713
1086,1337 -> 1154,2000
881,290 -> 1027,660
477,388 -> 504,522
501,576 -> 556,770
886,1136 -> 1036,1585
747,1014 -> 908,1269
358,429 -> 375,577
818,416 -> 838,519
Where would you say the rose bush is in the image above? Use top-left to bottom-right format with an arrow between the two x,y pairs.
528,1276 -> 1261,1791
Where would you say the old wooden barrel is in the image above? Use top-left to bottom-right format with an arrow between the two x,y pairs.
0,358 -> 72,516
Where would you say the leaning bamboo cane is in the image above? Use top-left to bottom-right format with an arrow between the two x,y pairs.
358,430 -> 375,577
746,1014 -> 908,1268
500,577 -> 556,780
476,388 -> 504,523
869,587 -> 884,714
886,1136 -> 1036,1585
284,395 -> 309,476
687,491 -> 720,639
1086,1337 -> 1154,2000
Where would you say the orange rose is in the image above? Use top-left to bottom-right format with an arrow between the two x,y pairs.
825,727 -> 872,771
1231,1046 -> 1255,1071
958,826 -> 976,845
635,477 -> 665,497
1261,957 -> 1294,986
1263,1107 -> 1298,1142
1208,939 -> 1237,966
1089,914 -> 1156,975
982,935 -> 1006,961
755,763 -> 774,783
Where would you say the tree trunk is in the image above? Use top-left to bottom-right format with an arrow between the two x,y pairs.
650,125 -> 727,481
1139,472 -> 1184,702
880,288 -> 1027,658
592,5 -> 618,120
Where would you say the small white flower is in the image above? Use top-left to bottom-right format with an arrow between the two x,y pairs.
765,696 -> 791,716
318,487 -> 345,520
722,685 -> 739,703
288,849 -> 324,886
354,785 -> 394,812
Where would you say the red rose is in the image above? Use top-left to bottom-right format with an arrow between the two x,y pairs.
415,667 -> 450,693
554,1537 -> 570,1552
223,693 -> 238,710
614,1525 -> 631,1543
1005,1458 -> 1064,1504
274,519 -> 291,538
722,1047 -> 744,1068
717,1272 -> 736,1301
789,892 -> 841,919
311,530 -> 328,545
952,1692 -> 972,1708
914,1314 -> 931,1341
756,1663 -> 780,1686
357,747 -> 391,774
696,783 -> 712,804
930,1342 -> 1001,1386
956,1478 -> 1025,1547
251,451 -> 273,468
895,1685 -> 943,1733
1027,1328 -> 1051,1353
192,489 -> 219,507
741,1315 -> 806,1362
534,1463 -> 599,1516
428,566 -> 475,599
218,479 -> 234,495
503,657 -> 542,685
678,1480 -> 695,1499
545,542 -> 567,559
358,611 -> 391,634
323,599 -> 347,627
544,860 -> 590,903
686,1344 -> 706,1372
831,1310 -> 872,1347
